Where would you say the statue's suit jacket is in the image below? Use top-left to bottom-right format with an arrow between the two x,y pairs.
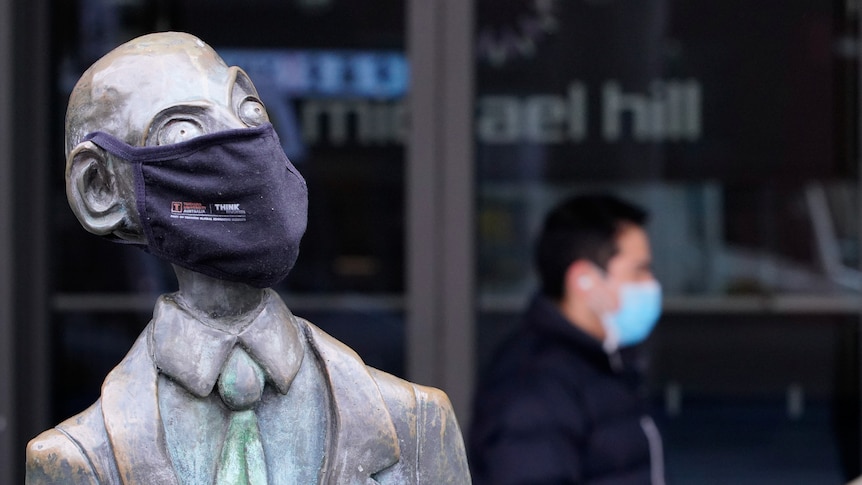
26,315 -> 470,485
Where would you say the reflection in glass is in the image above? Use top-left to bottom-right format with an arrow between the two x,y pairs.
473,0 -> 859,482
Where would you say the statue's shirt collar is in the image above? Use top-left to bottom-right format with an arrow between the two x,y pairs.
151,288 -> 304,398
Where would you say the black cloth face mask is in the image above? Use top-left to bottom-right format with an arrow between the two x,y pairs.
84,122 -> 308,288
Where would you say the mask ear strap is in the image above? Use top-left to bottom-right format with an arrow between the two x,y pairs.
84,123 -> 274,163
602,321 -> 620,354
83,131 -> 145,160
584,262 -> 619,331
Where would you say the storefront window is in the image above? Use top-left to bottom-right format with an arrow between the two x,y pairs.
474,0 -> 859,481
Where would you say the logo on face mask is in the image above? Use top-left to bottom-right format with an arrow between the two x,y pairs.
169,202 -> 248,222
601,280 -> 662,352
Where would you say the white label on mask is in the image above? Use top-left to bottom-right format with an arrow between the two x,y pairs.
170,201 -> 247,222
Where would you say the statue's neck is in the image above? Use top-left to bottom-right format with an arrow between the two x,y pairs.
172,265 -> 265,332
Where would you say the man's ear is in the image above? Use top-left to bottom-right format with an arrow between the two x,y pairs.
564,259 -> 616,312
564,260 -> 600,296
65,141 -> 126,235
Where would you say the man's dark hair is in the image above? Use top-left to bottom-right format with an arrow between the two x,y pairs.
535,193 -> 648,300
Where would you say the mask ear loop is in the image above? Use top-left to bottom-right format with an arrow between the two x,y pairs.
601,318 -> 621,354
585,263 -> 621,354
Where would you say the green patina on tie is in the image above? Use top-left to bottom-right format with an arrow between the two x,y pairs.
215,409 -> 268,485
215,347 -> 268,483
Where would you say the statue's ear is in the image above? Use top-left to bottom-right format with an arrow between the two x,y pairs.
65,141 -> 126,235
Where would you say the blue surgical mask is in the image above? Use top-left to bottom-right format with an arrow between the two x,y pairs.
601,280 -> 662,352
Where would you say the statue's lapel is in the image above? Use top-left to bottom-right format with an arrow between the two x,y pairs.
101,325 -> 180,485
302,319 -> 401,484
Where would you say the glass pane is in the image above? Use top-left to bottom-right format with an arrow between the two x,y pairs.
473,0 -> 858,482
50,0 -> 407,422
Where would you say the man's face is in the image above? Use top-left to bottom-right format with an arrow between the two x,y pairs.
601,223 -> 655,312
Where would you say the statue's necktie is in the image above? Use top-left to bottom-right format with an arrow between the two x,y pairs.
215,347 -> 268,485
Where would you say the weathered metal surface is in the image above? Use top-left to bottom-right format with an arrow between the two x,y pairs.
25,32 -> 470,484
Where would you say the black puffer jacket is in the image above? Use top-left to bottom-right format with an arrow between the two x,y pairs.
468,295 -> 664,485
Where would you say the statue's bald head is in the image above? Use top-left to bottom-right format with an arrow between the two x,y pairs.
64,32 -> 266,243
65,32 -> 231,155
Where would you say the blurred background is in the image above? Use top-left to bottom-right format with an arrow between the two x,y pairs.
1,0 -> 861,483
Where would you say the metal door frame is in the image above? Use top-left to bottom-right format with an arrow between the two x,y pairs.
0,0 -> 14,481
0,0 -> 51,481
406,0 -> 477,423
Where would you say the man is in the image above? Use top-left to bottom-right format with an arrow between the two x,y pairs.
469,194 -> 665,485
26,32 -> 469,484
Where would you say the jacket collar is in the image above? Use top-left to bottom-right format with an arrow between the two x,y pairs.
101,293 -> 400,484
301,321 -> 401,483
526,294 -> 621,368
101,330 -> 179,485
151,288 -> 303,397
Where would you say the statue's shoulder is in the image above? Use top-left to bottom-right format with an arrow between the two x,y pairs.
295,316 -> 441,406
25,324 -> 151,485
367,369 -> 471,484
26,427 -> 95,485
26,401 -> 120,485
296,317 -> 470,483
296,315 -> 460,420
367,366 -> 454,413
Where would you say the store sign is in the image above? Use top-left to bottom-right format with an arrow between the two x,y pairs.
478,80 -> 701,144
223,49 -> 702,152
474,0 -> 841,182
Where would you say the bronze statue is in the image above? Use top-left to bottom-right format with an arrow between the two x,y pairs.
26,32 -> 470,484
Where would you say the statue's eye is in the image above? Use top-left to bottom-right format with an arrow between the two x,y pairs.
238,97 -> 268,126
158,119 -> 204,145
